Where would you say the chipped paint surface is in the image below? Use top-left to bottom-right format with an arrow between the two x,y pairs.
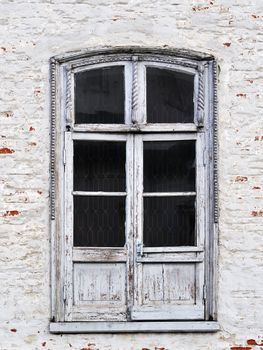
0,0 -> 263,349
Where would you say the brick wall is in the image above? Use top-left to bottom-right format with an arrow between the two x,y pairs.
0,0 -> 262,349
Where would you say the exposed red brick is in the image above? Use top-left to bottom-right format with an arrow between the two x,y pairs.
0,147 -> 15,154
255,136 -> 263,141
235,176 -> 248,183
28,142 -> 37,146
236,93 -> 246,97
192,6 -> 209,11
29,126 -> 35,132
251,210 -> 263,217
3,210 -> 20,217
247,339 -> 263,346
223,42 -> 231,47
42,341 -> 46,347
10,328 -> 17,332
230,347 -> 252,350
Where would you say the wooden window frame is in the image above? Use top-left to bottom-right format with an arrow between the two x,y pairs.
49,48 -> 219,333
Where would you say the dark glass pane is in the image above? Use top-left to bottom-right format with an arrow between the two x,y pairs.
144,141 -> 195,192
74,196 -> 125,247
74,141 -> 126,192
144,196 -> 195,247
75,66 -> 125,124
147,67 -> 194,123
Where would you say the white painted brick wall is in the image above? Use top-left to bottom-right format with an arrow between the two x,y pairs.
0,0 -> 262,349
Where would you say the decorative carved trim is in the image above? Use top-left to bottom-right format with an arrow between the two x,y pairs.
138,54 -> 198,69
71,54 -> 132,70
69,53 -> 199,71
51,47 -> 214,65
131,56 -> 139,123
50,59 -> 56,220
213,61 -> 218,223
197,65 -> 205,127
66,68 -> 72,125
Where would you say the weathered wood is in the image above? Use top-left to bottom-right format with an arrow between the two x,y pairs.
143,246 -> 204,253
72,191 -> 126,197
73,248 -> 127,262
73,123 -> 198,133
51,46 -> 214,64
143,192 -> 196,197
51,51 -> 217,325
50,321 -> 220,333
131,306 -> 204,320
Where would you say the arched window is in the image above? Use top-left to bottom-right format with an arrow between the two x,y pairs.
50,48 -> 219,333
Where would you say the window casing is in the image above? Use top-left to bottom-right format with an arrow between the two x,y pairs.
50,49 -> 218,333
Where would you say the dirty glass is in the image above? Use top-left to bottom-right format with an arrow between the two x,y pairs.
143,140 -> 195,192
75,66 -> 125,124
143,196 -> 195,247
147,67 -> 194,123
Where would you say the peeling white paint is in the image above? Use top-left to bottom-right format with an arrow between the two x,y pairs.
0,0 -> 263,349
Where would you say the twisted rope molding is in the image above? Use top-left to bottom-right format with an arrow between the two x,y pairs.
50,59 -> 56,220
197,65 -> 205,127
213,61 -> 219,223
131,56 -> 139,123
66,68 -> 72,125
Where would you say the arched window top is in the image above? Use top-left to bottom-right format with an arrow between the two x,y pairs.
49,48 -> 219,333
51,48 -> 215,132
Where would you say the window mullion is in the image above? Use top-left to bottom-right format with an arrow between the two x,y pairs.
126,134 -> 135,317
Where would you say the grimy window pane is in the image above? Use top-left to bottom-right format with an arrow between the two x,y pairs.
74,141 -> 126,192
75,66 -> 125,124
144,196 -> 195,247
144,141 -> 195,192
74,196 -> 125,247
147,67 -> 194,123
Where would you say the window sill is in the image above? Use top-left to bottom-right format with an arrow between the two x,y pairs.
49,321 -> 220,333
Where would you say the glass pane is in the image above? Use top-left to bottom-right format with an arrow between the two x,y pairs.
147,67 -> 194,123
74,141 -> 126,192
144,196 -> 195,247
144,141 -> 195,192
74,196 -> 125,247
75,66 -> 125,124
